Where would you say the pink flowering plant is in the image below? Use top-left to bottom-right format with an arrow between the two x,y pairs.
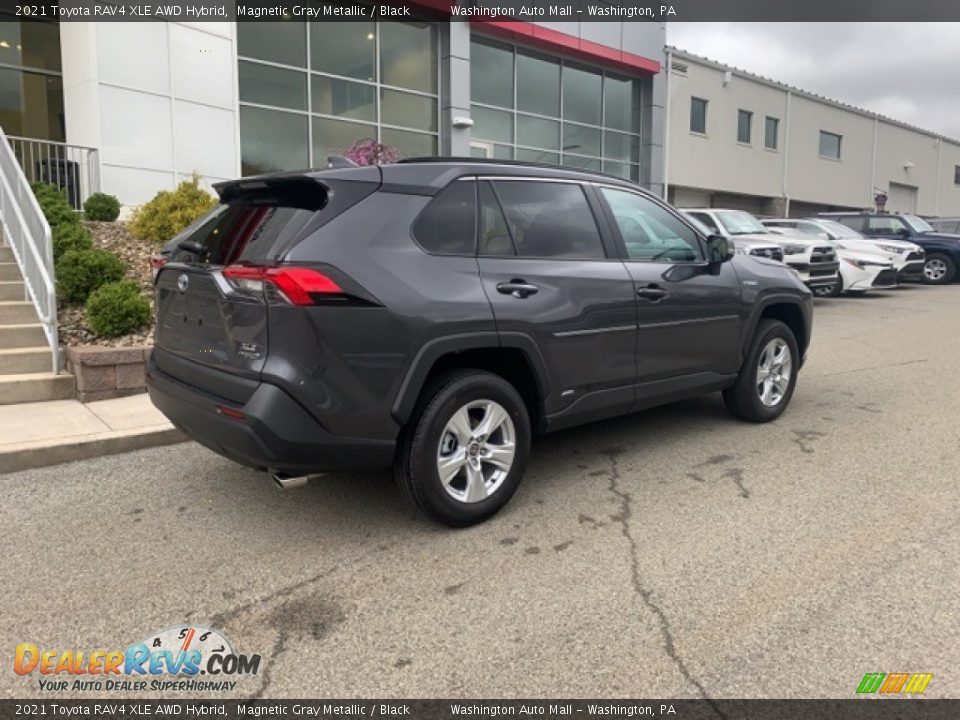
343,139 -> 399,166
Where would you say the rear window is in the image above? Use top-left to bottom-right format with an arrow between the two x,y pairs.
412,180 -> 476,255
169,205 -> 317,266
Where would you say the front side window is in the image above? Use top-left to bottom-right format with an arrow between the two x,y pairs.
602,188 -> 702,262
866,216 -> 908,236
490,181 -> 605,260
819,131 -> 842,159
902,214 -> 934,233
690,97 -> 707,134
737,110 -> 752,144
413,181 -> 476,255
765,116 -> 779,149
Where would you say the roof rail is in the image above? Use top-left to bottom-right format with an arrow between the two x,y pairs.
327,155 -> 359,169
395,156 -> 643,186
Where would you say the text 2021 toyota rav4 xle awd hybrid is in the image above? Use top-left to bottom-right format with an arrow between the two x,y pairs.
147,160 -> 813,527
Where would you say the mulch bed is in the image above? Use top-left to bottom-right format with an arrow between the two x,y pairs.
57,222 -> 157,348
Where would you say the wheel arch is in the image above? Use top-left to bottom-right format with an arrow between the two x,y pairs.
744,296 -> 810,360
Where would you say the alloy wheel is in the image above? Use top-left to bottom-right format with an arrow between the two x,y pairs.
756,338 -> 793,407
436,400 -> 516,504
924,258 -> 947,282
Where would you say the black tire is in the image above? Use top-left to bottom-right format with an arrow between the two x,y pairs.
394,369 -> 531,527
921,253 -> 957,285
723,319 -> 800,423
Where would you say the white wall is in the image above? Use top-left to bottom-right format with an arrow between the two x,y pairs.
61,22 -> 239,208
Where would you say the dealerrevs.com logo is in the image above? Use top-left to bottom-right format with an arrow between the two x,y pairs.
14,625 -> 262,693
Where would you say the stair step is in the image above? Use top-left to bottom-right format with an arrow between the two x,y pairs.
0,262 -> 21,281
0,347 -> 52,374
0,372 -> 74,404
0,301 -> 38,324
0,246 -> 12,262
0,281 -> 24,301
0,323 -> 47,348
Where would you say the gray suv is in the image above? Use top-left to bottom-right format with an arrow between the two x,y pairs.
147,160 -> 813,526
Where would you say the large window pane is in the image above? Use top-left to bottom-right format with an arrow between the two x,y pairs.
239,61 -> 306,111
381,88 -> 437,131
471,39 -> 513,108
603,160 -> 639,182
0,68 -> 64,141
764,116 -> 779,150
690,97 -> 707,134
240,106 -> 307,176
0,20 -> 61,72
562,155 -> 602,172
604,131 -> 639,163
313,116 -> 372,164
819,131 -> 842,159
516,148 -> 559,166
517,115 -> 559,151
737,109 -> 752,144
562,123 -> 601,157
238,21 -> 306,67
563,64 -> 601,125
517,51 -> 559,117
310,20 -> 375,81
472,105 -> 513,144
381,128 -> 437,158
380,22 -> 437,93
312,75 -> 375,122
604,73 -> 639,133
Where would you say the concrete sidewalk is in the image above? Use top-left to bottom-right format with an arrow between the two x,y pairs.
0,393 -> 185,474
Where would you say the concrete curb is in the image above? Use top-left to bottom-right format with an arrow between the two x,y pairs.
0,426 -> 188,474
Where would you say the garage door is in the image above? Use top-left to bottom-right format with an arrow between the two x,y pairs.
888,183 -> 918,213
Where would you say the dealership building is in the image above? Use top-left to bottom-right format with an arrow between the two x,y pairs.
0,11 -> 667,207
665,47 -> 960,217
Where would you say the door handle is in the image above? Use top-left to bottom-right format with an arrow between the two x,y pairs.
637,285 -> 668,301
497,280 -> 539,299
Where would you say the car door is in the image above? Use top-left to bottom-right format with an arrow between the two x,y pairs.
595,186 -> 743,405
475,178 -> 637,425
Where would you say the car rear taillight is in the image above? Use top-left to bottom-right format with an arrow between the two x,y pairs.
150,254 -> 167,282
222,265 -> 343,306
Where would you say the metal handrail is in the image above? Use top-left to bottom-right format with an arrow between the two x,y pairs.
0,126 -> 59,374
5,135 -> 101,211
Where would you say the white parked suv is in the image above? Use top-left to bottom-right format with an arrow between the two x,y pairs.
684,209 -> 839,291
682,211 -> 784,262
762,218 -> 925,283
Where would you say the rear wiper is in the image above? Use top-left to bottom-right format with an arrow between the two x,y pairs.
177,240 -> 207,255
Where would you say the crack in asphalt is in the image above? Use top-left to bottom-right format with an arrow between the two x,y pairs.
251,626 -> 290,699
601,449 -> 726,719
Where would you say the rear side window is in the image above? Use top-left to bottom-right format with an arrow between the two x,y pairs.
492,180 -> 605,259
412,180 -> 476,255
866,216 -> 907,235
835,216 -> 866,233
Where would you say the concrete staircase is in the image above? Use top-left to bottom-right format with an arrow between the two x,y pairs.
0,244 -> 74,404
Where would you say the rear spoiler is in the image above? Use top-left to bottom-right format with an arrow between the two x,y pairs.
214,166 -> 382,210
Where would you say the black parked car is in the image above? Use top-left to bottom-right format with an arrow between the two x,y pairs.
147,160 -> 813,526
819,211 -> 960,284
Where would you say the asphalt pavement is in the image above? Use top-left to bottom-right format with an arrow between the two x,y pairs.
2,283 -> 958,700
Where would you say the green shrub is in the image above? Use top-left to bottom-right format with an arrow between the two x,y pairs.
130,174 -> 216,245
86,280 -> 151,337
55,248 -> 125,304
32,182 -> 81,229
52,222 -> 93,261
83,192 -> 121,222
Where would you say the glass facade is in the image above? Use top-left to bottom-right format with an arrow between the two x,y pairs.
0,17 -> 64,141
237,16 -> 438,176
469,37 -> 643,181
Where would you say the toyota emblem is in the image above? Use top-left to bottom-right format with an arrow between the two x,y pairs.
178,273 -> 189,293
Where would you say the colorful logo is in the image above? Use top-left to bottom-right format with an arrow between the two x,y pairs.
856,672 -> 933,695
14,625 -> 261,692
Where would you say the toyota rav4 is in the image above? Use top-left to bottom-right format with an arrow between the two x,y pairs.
147,160 -> 813,527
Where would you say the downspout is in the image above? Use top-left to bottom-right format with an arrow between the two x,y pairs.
869,117 -> 878,209
935,137 -> 942,216
781,89 -> 791,216
663,48 -> 672,201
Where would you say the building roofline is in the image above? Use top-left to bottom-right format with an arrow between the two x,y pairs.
666,46 -> 960,147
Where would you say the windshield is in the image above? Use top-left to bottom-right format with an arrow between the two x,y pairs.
903,214 -> 935,233
716,211 -> 768,235
814,219 -> 864,239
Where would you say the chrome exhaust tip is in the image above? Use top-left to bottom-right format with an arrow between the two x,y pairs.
271,472 -> 310,490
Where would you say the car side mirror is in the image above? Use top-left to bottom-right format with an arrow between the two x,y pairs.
705,234 -> 734,265
897,227 -> 911,237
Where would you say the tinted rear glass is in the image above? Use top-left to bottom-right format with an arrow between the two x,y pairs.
412,180 -> 476,255
169,205 -> 317,266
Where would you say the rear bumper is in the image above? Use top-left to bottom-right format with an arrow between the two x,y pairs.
146,356 -> 395,474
